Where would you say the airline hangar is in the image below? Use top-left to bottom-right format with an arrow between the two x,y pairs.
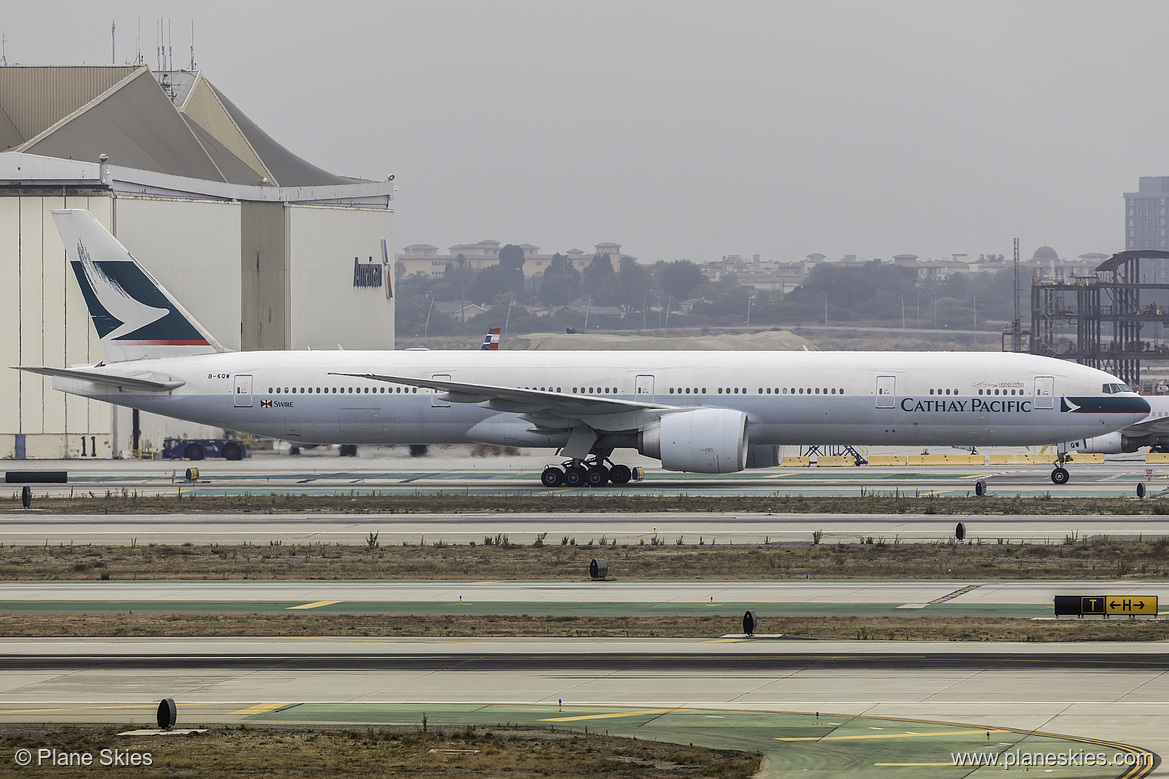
0,65 -> 395,459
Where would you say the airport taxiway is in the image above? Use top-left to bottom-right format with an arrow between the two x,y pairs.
2,580 -> 1163,619
4,509 -> 1169,546
0,638 -> 1161,776
5,450 -> 1169,500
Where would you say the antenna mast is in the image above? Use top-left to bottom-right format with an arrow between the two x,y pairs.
1012,237 -> 1021,352
111,20 -> 115,64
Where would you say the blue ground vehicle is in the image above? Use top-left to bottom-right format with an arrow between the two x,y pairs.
161,437 -> 248,461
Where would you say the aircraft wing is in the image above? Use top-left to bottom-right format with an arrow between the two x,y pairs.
15,366 -> 185,392
1121,415 -> 1169,437
330,372 -> 671,417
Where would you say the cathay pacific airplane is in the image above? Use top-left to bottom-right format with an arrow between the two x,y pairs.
16,209 -> 1151,486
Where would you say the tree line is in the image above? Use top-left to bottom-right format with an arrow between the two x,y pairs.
395,244 -> 1021,336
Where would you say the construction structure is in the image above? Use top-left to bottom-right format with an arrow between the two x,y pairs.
1,65 -> 395,459
1030,250 -> 1169,389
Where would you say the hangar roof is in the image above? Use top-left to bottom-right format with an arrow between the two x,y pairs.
0,65 -> 351,187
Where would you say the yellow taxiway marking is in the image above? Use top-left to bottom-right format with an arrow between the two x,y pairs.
286,600 -> 341,610
777,729 -> 1003,742
764,473 -> 795,479
960,474 -> 991,480
542,709 -> 673,722
875,762 -> 957,766
231,702 -> 290,716
0,703 -> 222,715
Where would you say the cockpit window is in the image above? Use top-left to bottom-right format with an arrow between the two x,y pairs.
1102,383 -> 1132,394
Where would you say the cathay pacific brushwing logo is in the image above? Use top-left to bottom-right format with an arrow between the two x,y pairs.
69,241 -> 209,345
73,240 -> 169,340
1061,397 -> 1081,413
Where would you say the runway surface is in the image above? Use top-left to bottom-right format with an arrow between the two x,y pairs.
0,638 -> 1160,776
5,509 -> 1169,546
5,450 -> 1168,500
3,580 -> 1164,618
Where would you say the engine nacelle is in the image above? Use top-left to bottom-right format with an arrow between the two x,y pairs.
1059,431 -> 1124,455
746,444 -> 783,468
638,408 -> 748,473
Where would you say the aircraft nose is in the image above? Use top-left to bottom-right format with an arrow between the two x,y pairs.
1129,395 -> 1152,415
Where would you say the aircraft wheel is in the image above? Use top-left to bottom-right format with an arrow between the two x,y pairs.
563,467 -> 587,488
184,444 -> 204,461
1051,467 -> 1070,485
541,467 -> 565,487
609,464 -> 632,485
289,446 -> 301,456
586,466 -> 609,487
222,443 -> 243,461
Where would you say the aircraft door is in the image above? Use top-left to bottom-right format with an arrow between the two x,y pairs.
875,375 -> 896,408
234,374 -> 253,407
635,374 -> 655,400
1034,375 -> 1054,409
431,374 -> 451,407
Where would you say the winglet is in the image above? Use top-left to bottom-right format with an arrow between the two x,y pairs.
51,209 -> 226,363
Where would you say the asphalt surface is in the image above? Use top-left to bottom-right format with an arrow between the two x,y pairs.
4,510 -> 1169,546
4,448 -> 1167,500
2,580 -> 1164,619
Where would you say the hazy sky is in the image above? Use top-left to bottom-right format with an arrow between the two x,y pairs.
6,1 -> 1169,264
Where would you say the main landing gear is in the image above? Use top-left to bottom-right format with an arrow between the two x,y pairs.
1051,452 -> 1071,485
540,455 -> 642,488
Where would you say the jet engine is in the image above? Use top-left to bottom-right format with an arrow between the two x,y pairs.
1060,431 -> 1125,455
746,444 -> 783,468
637,408 -> 748,473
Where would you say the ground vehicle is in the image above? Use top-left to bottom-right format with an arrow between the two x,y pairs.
161,437 -> 249,461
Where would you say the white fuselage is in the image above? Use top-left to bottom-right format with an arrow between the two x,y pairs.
54,350 -> 1149,453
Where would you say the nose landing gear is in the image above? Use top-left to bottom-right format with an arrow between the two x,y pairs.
1051,452 -> 1071,485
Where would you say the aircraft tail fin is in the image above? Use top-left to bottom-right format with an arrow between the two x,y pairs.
480,327 -> 501,351
51,209 -> 226,363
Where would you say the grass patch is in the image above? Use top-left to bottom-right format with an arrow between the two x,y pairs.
2,612 -> 1166,642
0,723 -> 760,778
5,537 -> 1169,581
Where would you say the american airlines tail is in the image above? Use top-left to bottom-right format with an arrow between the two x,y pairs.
480,327 -> 501,351
52,209 -> 225,363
